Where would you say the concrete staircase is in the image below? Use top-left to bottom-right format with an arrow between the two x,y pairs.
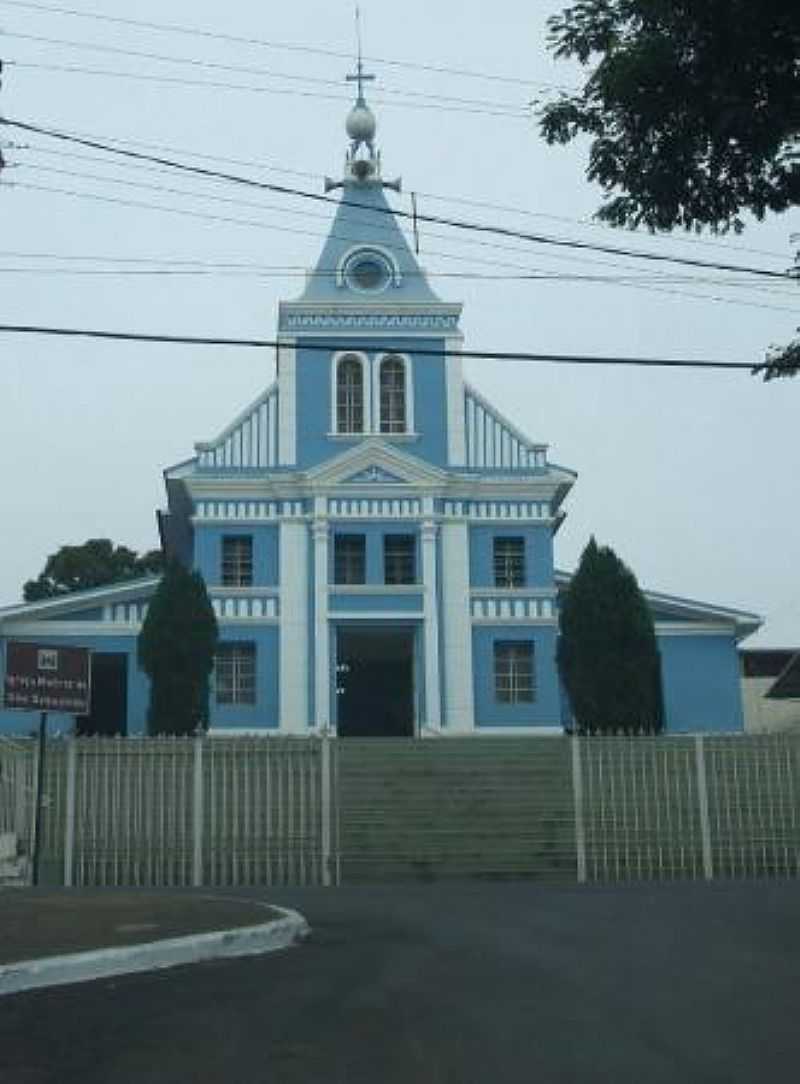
0,832 -> 30,887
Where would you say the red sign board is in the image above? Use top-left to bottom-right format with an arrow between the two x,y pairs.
3,642 -> 92,714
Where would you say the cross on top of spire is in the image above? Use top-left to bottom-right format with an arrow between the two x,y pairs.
346,6 -> 375,104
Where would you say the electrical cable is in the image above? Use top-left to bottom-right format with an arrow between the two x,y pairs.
0,323 -> 760,370
0,0 -> 575,90
5,60 -> 530,118
2,117 -> 791,282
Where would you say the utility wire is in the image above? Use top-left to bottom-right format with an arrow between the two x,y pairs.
0,0 -> 574,90
0,323 -> 759,370
10,125 -> 789,264
5,60 -> 529,118
3,31 -> 531,112
1,117 -> 791,282
6,181 -> 797,314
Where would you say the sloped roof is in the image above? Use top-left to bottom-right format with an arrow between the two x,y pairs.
0,577 -> 160,625
554,569 -> 762,640
292,182 -> 443,306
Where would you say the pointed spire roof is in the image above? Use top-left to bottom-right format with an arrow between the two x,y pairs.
289,43 -> 445,307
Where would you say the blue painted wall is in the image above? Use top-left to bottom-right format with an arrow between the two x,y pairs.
210,625 -> 279,730
469,524 -> 553,589
329,521 -> 420,586
329,593 -> 424,613
0,633 -> 148,737
194,524 -> 279,587
294,337 -> 448,468
472,625 -> 560,727
657,634 -> 744,732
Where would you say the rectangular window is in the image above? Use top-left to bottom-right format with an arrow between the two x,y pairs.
494,641 -> 535,703
384,534 -> 416,585
221,536 -> 253,587
493,537 -> 526,588
215,643 -> 256,705
334,534 -> 366,585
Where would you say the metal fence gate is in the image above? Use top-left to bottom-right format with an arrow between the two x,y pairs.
5,733 -> 800,888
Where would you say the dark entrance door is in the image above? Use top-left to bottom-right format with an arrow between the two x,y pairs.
76,653 -> 128,736
336,627 -> 415,737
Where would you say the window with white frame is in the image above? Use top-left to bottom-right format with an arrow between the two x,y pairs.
215,643 -> 256,705
221,535 -> 253,587
336,355 -> 364,433
493,537 -> 526,588
379,356 -> 407,433
494,641 -> 535,703
384,534 -> 416,584
334,534 -> 366,585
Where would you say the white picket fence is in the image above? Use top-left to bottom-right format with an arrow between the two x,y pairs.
0,738 -> 36,881
5,733 -> 800,887
34,737 -> 334,888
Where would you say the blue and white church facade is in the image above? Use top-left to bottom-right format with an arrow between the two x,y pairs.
0,82 -> 761,737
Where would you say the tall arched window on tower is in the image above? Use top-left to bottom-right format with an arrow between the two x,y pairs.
336,355 -> 364,433
379,355 -> 407,433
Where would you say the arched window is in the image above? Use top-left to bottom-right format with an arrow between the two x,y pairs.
336,355 -> 364,433
379,356 -> 406,433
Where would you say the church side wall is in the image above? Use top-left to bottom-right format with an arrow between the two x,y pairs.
471,625 -> 560,728
658,633 -> 744,732
468,524 -> 554,588
211,625 -> 280,732
194,524 -> 279,587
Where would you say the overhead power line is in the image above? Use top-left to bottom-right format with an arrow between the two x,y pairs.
0,323 -> 759,371
0,0 -> 573,90
1,117 -> 793,283
11,121 -> 789,264
3,31 -> 531,113
5,60 -> 529,119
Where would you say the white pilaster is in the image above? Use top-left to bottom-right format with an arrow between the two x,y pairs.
277,336 -> 297,465
445,335 -> 466,466
421,510 -> 442,729
279,519 -> 309,732
312,510 -> 331,730
441,519 -> 475,731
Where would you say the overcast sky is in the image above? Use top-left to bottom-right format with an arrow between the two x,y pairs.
0,0 -> 798,645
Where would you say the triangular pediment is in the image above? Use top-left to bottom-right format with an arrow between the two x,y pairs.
341,465 -> 407,485
305,439 -> 449,488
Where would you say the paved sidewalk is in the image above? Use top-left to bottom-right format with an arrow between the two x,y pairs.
0,889 -> 283,965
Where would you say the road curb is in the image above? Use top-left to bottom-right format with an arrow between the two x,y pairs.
0,903 -> 309,997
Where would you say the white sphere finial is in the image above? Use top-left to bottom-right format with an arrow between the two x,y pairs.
346,102 -> 376,145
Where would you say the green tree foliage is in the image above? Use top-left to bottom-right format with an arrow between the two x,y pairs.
557,538 -> 663,733
23,539 -> 164,601
539,0 -> 799,233
137,560 -> 218,736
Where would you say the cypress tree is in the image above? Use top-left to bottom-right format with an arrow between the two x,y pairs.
557,538 -> 663,734
138,560 -> 219,736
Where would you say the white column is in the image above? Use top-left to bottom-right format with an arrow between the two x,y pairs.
440,519 -> 475,731
279,518 -> 309,732
312,511 -> 331,731
277,336 -> 297,466
421,514 -> 442,730
445,335 -> 466,466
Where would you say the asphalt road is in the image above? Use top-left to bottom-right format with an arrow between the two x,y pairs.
2,880 -> 799,1083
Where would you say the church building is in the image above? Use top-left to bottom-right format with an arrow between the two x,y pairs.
0,73 -> 760,737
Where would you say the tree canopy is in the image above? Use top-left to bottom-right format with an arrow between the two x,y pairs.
540,0 -> 799,234
23,539 -> 164,601
137,560 -> 218,736
557,538 -> 663,733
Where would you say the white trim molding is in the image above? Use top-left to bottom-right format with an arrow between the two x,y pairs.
445,335 -> 466,467
421,514 -> 442,730
279,520 -> 309,733
277,338 -> 297,465
441,519 -> 475,733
